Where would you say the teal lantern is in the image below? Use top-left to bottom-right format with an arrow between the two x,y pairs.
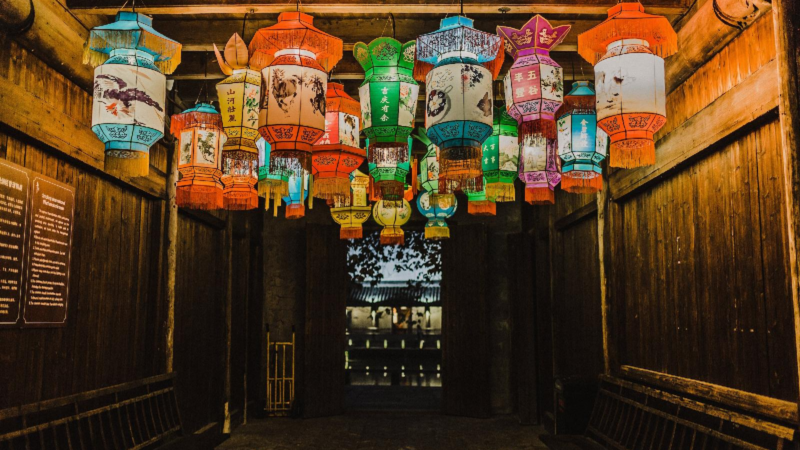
282,171 -> 309,220
256,138 -> 290,215
412,128 -> 440,195
354,38 -> 420,200
84,11 -> 181,177
557,81 -> 608,194
482,107 -> 519,202
416,191 -> 457,240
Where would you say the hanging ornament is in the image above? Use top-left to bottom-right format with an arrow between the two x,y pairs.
417,191 -> 457,240
282,170 -> 309,220
497,16 -> 570,143
250,12 -> 343,175
415,16 -> 504,193
256,138 -> 290,215
170,103 -> 226,210
331,170 -> 372,240
311,83 -> 365,205
373,199 -> 412,245
578,2 -> 677,168
354,38 -> 419,200
214,33 -> 261,210
519,134 -> 560,205
557,81 -> 608,194
84,12 -> 181,177
466,178 -> 496,216
482,106 -> 519,202
412,128 -> 441,195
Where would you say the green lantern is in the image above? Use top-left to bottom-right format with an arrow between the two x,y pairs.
466,178 -> 496,216
355,38 -> 420,200
482,106 -> 519,202
412,128 -> 440,195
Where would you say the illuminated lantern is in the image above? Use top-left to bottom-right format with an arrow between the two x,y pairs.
557,81 -> 608,194
170,103 -> 226,210
214,33 -> 261,210
412,128 -> 440,195
482,106 -> 519,202
373,199 -> 412,245
578,2 -> 677,168
417,192 -> 456,240
354,38 -> 419,200
415,16 -> 504,193
466,179 -> 496,216
497,16 -> 570,142
519,135 -> 560,205
331,170 -> 372,240
282,170 -> 309,220
311,83 -> 365,205
256,138 -> 289,214
250,12 -> 343,175
84,12 -> 181,177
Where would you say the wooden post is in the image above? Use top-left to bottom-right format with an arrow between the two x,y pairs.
223,213 -> 233,434
772,0 -> 800,417
596,185 -> 611,376
165,141 -> 179,373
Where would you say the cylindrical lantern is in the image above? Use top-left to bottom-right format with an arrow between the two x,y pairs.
417,192 -> 457,240
256,138 -> 289,214
557,81 -> 608,194
415,16 -> 504,193
482,106 -> 519,202
497,16 -> 570,142
170,103 -> 226,210
331,170 -> 372,239
354,38 -> 420,199
373,199 -> 412,245
311,83 -> 365,205
578,2 -> 677,168
250,12 -> 343,175
466,179 -> 496,216
413,128 -> 441,195
282,170 -> 309,220
84,12 -> 181,177
519,135 -> 560,205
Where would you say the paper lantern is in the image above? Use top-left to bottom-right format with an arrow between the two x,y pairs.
417,192 -> 456,240
282,170 -> 309,220
466,179 -> 496,216
311,83 -> 365,204
412,128 -> 441,195
482,107 -> 519,202
85,12 -> 180,177
373,199 -> 412,245
557,82 -> 608,194
415,16 -> 504,193
256,138 -> 289,214
250,12 -> 343,175
498,16 -> 570,142
578,2 -> 677,168
331,170 -> 372,240
170,103 -> 226,210
519,134 -> 560,205
354,38 -> 419,198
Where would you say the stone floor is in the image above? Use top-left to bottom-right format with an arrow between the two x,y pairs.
216,413 -> 549,450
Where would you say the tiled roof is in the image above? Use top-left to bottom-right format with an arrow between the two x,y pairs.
348,281 -> 440,306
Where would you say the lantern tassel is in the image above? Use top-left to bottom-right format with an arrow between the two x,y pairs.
176,186 -> 223,210
468,200 -> 497,216
308,174 -> 314,210
380,228 -> 405,245
609,139 -> 656,169
274,197 -> 280,217
486,183 -> 516,202
525,187 -> 555,205
105,152 -> 150,178
520,120 -> 557,140
561,172 -> 604,194
425,226 -> 450,240
340,227 -> 363,240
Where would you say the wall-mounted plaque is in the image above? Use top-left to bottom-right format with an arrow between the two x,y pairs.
0,160 -> 30,325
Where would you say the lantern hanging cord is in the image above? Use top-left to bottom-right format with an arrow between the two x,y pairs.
389,13 -> 396,40
241,10 -> 250,40
195,52 -> 209,105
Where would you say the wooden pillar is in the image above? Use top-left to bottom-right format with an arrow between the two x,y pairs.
223,214 -> 233,433
597,174 -> 622,376
165,141 -> 178,373
772,0 -> 800,413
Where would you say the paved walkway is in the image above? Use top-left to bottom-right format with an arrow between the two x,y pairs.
217,413 -> 549,450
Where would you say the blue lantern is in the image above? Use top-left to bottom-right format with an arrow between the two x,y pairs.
416,191 -> 457,240
282,171 -> 309,220
556,81 -> 608,194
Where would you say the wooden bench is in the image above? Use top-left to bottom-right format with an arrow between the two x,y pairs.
0,373 -> 184,449
542,375 -> 796,450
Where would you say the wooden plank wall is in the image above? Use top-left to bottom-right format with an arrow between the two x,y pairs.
0,35 -> 261,433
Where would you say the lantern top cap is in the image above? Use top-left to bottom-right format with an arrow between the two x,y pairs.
440,16 -> 474,30
169,102 -> 224,136
577,1 -> 677,65
186,103 -> 219,114
83,11 -> 182,74
497,15 -> 571,58
565,81 -> 596,97
353,38 -> 416,75
248,11 -> 343,71
415,16 -> 503,64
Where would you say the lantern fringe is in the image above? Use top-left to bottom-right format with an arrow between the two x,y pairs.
558,95 -> 596,118
340,227 -> 363,240
484,41 -> 506,80
380,231 -> 405,246
525,187 -> 555,205
258,180 -> 289,199
312,177 -> 351,200
105,153 -> 149,178
438,146 -> 483,193
562,172 -> 604,194
83,30 -> 182,74
425,226 -> 450,240
170,112 -> 224,135
610,139 -> 656,169
248,12 -> 344,72
377,180 -> 405,201
177,186 -> 223,210
224,192 -> 259,210
487,182 -> 516,202
413,60 -> 435,83
270,150 -> 313,174
520,119 -> 556,140
286,203 -> 305,219
468,200 -> 497,216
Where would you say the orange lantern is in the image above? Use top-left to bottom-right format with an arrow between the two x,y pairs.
311,83 -> 365,205
250,12 -> 343,175
578,2 -> 677,168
